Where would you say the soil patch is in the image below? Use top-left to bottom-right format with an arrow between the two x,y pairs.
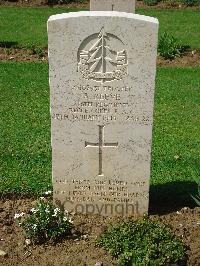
0,198 -> 199,266
0,0 -> 90,8
157,50 -> 200,67
1,47 -> 200,67
0,47 -> 48,62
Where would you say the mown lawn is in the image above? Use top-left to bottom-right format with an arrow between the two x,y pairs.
138,9 -> 200,49
0,7 -> 200,48
0,62 -> 51,196
0,62 -> 199,204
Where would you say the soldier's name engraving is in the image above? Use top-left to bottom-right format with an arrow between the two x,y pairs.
84,92 -> 121,101
52,81 -> 152,124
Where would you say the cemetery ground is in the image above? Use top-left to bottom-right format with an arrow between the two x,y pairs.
0,7 -> 200,66
0,5 -> 200,266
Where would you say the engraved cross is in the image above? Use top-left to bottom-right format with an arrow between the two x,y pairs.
85,125 -> 118,176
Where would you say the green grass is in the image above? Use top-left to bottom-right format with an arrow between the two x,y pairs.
0,62 -> 199,203
0,62 -> 51,196
151,66 -> 200,206
138,9 -> 200,48
0,7 -> 84,48
153,67 -> 199,185
0,7 -> 199,48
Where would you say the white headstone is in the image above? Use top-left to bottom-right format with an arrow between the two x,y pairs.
90,0 -> 135,13
48,11 -> 158,216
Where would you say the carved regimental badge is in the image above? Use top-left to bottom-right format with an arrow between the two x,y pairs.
78,27 -> 128,83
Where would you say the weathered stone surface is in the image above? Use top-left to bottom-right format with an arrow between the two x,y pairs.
90,0 -> 135,13
48,11 -> 158,216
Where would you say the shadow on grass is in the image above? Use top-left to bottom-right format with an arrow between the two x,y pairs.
0,41 -> 18,48
149,181 -> 198,215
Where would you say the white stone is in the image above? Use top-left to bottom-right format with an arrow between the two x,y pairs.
90,0 -> 135,13
25,239 -> 31,245
95,262 -> 103,266
48,11 -> 158,217
0,250 -> 7,257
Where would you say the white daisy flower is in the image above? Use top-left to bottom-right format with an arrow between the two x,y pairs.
45,208 -> 50,213
30,208 -> 37,213
44,190 -> 52,195
14,212 -> 25,219
69,218 -> 73,224
32,224 -> 37,230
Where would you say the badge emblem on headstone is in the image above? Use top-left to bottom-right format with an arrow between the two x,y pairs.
78,27 -> 128,83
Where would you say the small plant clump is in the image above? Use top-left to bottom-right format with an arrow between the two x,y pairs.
182,0 -> 200,6
143,0 -> 160,6
158,32 -> 189,60
191,177 -> 200,206
98,219 -> 185,266
25,43 -> 45,58
14,198 -> 73,243
48,0 -> 85,4
30,46 -> 45,58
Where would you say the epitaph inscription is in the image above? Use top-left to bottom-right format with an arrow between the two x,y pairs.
48,12 -> 159,216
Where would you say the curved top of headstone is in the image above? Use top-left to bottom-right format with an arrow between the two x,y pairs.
48,11 -> 158,25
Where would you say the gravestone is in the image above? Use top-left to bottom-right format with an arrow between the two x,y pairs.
90,0 -> 135,13
48,11 -> 158,216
